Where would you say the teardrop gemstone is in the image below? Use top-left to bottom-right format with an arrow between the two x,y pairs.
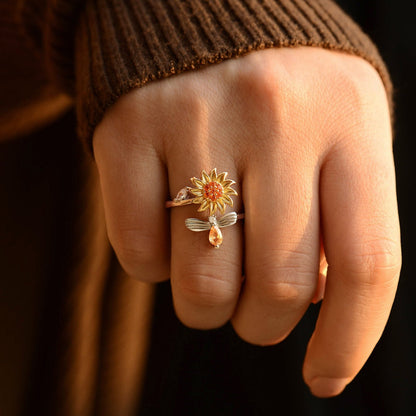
209,225 -> 223,248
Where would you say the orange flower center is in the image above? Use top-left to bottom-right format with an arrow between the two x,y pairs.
203,181 -> 223,201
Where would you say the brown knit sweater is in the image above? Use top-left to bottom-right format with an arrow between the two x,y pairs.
16,0 -> 391,151
0,1 -> 391,415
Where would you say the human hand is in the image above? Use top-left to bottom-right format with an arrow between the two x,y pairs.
93,47 -> 401,397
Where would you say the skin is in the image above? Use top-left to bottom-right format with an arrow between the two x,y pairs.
93,47 -> 401,398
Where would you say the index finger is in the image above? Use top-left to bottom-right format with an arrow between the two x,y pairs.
303,132 -> 401,397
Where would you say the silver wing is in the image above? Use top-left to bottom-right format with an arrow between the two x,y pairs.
185,218 -> 211,232
217,212 -> 238,228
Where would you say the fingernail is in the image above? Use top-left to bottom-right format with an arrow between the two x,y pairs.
309,377 -> 349,398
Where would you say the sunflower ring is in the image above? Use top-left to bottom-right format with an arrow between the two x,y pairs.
166,168 -> 244,248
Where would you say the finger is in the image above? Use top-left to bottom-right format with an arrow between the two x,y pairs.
303,137 -> 401,397
311,240 -> 327,304
93,116 -> 170,282
231,148 -> 320,345
168,145 -> 243,329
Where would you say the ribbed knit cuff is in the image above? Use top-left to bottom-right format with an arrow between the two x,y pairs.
72,0 -> 392,153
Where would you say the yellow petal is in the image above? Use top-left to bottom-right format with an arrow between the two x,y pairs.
210,168 -> 218,180
190,188 -> 203,196
202,170 -> 211,183
222,179 -> 235,187
193,196 -> 205,204
217,200 -> 226,213
216,172 -> 227,183
223,194 -> 233,206
191,178 -> 204,188
209,201 -> 216,216
198,200 -> 210,212
224,188 -> 238,196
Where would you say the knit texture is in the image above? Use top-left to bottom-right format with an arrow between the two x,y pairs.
19,0 -> 393,151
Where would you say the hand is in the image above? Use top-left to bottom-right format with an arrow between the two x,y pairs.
93,47 -> 401,397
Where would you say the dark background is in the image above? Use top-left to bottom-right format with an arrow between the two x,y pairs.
0,1 -> 413,415
140,2 -> 416,415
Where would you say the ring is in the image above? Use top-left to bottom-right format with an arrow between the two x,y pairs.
166,168 -> 244,248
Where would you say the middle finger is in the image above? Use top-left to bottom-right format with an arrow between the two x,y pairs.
169,154 -> 244,329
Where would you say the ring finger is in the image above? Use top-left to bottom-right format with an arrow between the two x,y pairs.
232,146 -> 320,345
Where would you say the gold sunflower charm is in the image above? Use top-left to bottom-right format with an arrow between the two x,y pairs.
166,168 -> 241,248
189,168 -> 238,216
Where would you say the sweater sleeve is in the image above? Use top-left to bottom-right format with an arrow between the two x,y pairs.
18,0 -> 392,153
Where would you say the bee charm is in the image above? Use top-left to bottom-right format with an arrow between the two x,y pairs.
185,212 -> 238,248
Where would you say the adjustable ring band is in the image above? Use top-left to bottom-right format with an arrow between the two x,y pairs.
166,168 -> 244,248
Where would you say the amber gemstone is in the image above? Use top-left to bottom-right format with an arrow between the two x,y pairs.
209,225 -> 223,248
203,181 -> 223,201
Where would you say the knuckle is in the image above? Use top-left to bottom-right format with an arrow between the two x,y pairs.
114,233 -> 161,265
171,82 -> 204,113
254,251 -> 317,304
343,58 -> 385,96
117,243 -> 157,268
329,59 -> 388,127
258,277 -> 316,306
339,239 -> 402,287
111,231 -> 168,281
175,269 -> 238,309
233,56 -> 281,106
